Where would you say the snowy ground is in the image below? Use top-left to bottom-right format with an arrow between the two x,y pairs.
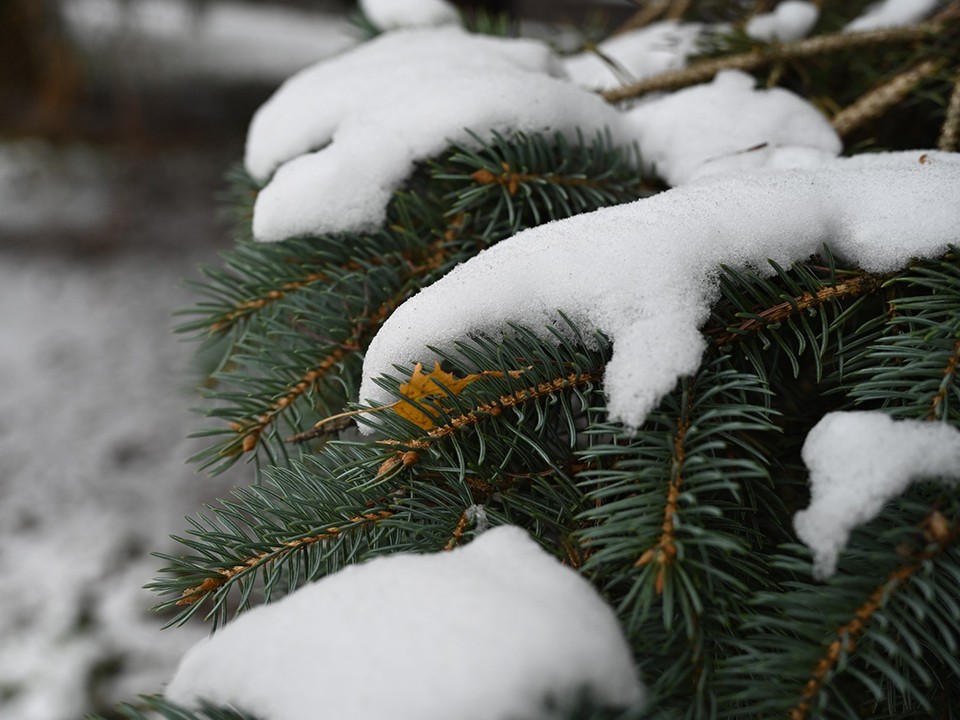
0,4 -> 356,716
0,141 -> 251,719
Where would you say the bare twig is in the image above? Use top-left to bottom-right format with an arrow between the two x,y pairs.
831,59 -> 944,137
602,23 -> 944,103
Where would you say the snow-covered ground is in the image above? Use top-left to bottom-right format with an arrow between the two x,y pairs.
0,4 -> 357,714
0,143 -> 247,719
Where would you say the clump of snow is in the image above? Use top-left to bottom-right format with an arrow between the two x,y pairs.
845,0 -> 941,32
746,1 -> 819,42
359,0 -> 460,31
625,70 -> 840,185
562,21 -> 704,91
166,526 -> 643,720
244,28 -> 847,242
245,27 -> 628,241
63,0 -> 358,82
795,412 -> 960,579
358,152 -> 960,431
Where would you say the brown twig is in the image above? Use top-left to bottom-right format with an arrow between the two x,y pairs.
602,23 -> 944,103
710,273 -> 885,347
635,394 -> 693,594
939,69 -> 960,151
831,59 -> 944,137
176,511 -> 394,606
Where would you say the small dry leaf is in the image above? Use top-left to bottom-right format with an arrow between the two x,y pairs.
308,362 -> 527,435
396,362 -> 522,429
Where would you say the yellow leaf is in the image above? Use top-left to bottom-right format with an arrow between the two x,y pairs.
395,362 -> 481,429
395,362 -> 525,430
303,362 -> 527,437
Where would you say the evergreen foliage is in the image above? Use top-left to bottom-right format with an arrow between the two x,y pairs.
130,3 -> 960,719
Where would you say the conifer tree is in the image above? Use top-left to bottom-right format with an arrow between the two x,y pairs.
115,2 -> 960,718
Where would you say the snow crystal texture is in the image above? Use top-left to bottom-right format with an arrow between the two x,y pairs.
795,412 -> 960,579
166,526 -> 644,720
625,70 -> 840,185
245,27 -> 624,240
359,152 -> 960,431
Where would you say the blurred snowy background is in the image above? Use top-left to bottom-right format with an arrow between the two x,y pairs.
0,1 -> 358,717
0,0 -> 633,717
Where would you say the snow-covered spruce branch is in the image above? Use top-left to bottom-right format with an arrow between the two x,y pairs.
182,133 -> 646,471
142,3 -> 960,718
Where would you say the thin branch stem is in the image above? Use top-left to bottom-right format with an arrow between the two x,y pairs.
939,69 -> 960,151
602,23 -> 944,103
831,59 -> 944,137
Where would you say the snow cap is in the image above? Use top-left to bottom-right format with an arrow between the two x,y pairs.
358,152 -> 960,432
244,27 -> 625,241
625,70 -> 841,185
359,0 -> 460,31
166,526 -> 644,720
795,411 -> 960,579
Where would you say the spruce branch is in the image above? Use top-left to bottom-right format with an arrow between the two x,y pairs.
709,271 -> 886,348
601,23 -> 945,103
374,369 -> 602,477
788,512 -> 960,720
225,297 -> 398,457
634,388 -> 694,595
175,509 -> 394,608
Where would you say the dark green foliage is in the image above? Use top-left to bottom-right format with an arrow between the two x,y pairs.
137,4 -> 960,719
178,130 -> 650,473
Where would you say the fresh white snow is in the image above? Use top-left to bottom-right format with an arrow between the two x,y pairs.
358,152 -> 960,430
245,27 -> 627,240
245,30 -> 840,241
795,412 -> 960,579
845,0 -> 941,32
624,70 -> 840,185
359,0 -> 460,31
562,21 -> 704,91
166,526 -> 644,720
745,1 -> 819,42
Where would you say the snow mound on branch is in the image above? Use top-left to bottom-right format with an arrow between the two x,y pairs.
358,152 -> 960,431
166,526 -> 644,720
795,412 -> 960,579
244,28 -> 839,242
562,21 -> 703,91
359,0 -> 460,30
746,1 -> 819,42
845,0 -> 941,32
625,70 -> 840,185
245,27 -> 624,241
